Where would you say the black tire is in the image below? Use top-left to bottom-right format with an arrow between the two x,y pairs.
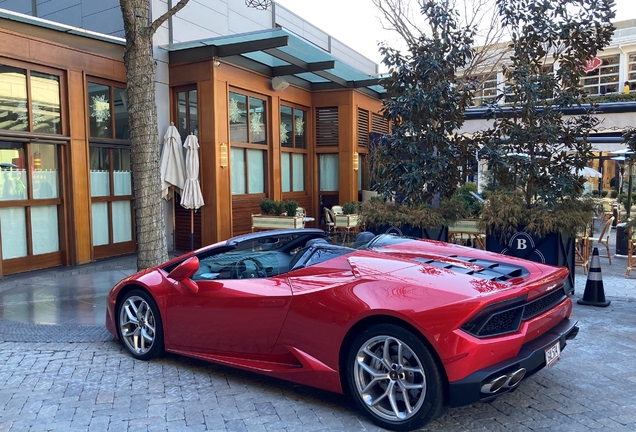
117,289 -> 164,360
345,324 -> 446,431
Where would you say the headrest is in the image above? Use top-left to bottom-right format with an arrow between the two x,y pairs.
306,238 -> 330,247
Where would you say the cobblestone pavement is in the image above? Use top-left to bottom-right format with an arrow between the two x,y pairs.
0,300 -> 634,431
1,226 -> 635,431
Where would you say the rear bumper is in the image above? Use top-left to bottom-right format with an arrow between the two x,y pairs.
448,318 -> 579,407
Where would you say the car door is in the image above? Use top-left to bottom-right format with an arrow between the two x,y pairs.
166,274 -> 292,355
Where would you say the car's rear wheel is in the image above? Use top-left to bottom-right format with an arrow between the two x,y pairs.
117,289 -> 163,360
345,324 -> 446,431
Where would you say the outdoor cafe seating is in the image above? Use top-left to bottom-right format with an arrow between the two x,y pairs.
447,219 -> 486,249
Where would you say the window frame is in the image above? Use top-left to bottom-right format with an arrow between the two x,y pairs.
86,77 -> 129,142
280,103 -> 309,194
229,89 -> 270,197
0,59 -> 66,136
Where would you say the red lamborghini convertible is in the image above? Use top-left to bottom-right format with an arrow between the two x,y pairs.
106,229 -> 578,431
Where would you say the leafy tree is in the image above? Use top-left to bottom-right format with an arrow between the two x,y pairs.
480,0 -> 615,208
477,0 -> 615,238
371,0 -> 479,207
372,0 -> 510,99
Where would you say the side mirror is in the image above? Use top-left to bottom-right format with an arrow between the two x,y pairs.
167,256 -> 199,293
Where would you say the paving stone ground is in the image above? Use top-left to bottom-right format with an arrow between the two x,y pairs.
1,223 -> 635,431
0,298 -> 634,431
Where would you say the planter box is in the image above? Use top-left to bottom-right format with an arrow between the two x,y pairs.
369,224 -> 448,242
251,214 -> 304,231
486,229 -> 575,294
334,214 -> 360,229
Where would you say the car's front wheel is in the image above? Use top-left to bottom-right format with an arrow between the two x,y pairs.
345,324 -> 446,431
117,289 -> 164,360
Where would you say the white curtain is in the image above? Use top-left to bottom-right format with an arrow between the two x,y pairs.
231,147 -> 246,194
0,207 -> 27,259
292,153 -> 304,191
319,154 -> 339,191
248,149 -> 265,194
281,152 -> 291,192
112,201 -> 132,243
31,205 -> 59,254
33,170 -> 59,199
90,170 -> 110,196
113,171 -> 131,196
91,202 -> 109,246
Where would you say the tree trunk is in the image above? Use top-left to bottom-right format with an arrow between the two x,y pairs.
121,0 -> 168,270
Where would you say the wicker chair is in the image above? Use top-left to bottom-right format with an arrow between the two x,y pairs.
323,207 -> 335,234
588,216 -> 614,265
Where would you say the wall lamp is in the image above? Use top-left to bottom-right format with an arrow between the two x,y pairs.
353,152 -> 359,171
220,142 -> 228,168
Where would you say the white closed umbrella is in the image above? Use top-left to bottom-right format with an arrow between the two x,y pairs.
181,134 -> 205,250
159,124 -> 186,200
572,166 -> 602,178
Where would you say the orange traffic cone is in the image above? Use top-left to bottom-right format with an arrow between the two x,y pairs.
577,247 -> 610,307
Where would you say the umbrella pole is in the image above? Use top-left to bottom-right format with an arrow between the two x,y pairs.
171,186 -> 176,251
190,209 -> 194,251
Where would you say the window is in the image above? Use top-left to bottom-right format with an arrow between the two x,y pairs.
0,141 -> 62,260
280,106 -> 306,149
472,73 -> 498,106
0,64 -> 61,134
175,87 -> 198,141
581,55 -> 619,95
281,105 -> 307,193
319,154 -> 339,192
88,81 -> 129,140
628,52 -> 636,83
229,91 -> 268,195
90,146 -> 133,249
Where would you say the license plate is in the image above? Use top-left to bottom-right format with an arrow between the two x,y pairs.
545,341 -> 561,368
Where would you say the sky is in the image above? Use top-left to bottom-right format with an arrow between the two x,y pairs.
275,0 -> 636,69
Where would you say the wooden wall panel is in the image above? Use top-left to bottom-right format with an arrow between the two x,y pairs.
0,28 -> 125,81
170,61 -> 211,87
67,70 -> 92,264
231,198 -> 262,236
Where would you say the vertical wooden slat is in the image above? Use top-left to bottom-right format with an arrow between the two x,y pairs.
67,70 -> 92,264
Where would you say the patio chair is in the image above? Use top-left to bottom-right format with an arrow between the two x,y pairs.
588,216 -> 614,265
323,207 -> 335,234
331,205 -> 343,215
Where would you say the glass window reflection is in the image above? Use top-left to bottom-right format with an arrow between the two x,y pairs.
31,143 -> 59,199
114,87 -> 129,140
88,83 -> 111,138
229,92 -> 247,143
0,65 -> 28,132
89,146 -> 110,197
0,142 -> 28,201
31,71 -> 61,134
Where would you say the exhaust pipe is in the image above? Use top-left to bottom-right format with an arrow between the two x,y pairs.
505,368 -> 526,388
481,375 -> 508,394
481,368 -> 527,394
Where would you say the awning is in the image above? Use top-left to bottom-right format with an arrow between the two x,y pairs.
164,28 -> 386,98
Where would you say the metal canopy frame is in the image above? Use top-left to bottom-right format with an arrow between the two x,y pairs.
165,28 -> 385,98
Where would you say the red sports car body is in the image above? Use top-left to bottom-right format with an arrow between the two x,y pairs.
106,229 -> 578,431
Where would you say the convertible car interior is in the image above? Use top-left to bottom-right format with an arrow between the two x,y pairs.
187,230 -> 365,281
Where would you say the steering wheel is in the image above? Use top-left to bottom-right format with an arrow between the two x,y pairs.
233,257 -> 267,279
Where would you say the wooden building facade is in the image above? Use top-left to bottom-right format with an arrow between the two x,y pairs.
0,21 -> 386,276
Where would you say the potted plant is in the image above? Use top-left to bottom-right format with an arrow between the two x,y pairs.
335,201 -> 361,230
252,199 -> 304,231
475,0 -> 613,291
359,196 -> 465,241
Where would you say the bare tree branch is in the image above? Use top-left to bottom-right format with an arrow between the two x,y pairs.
149,0 -> 191,35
